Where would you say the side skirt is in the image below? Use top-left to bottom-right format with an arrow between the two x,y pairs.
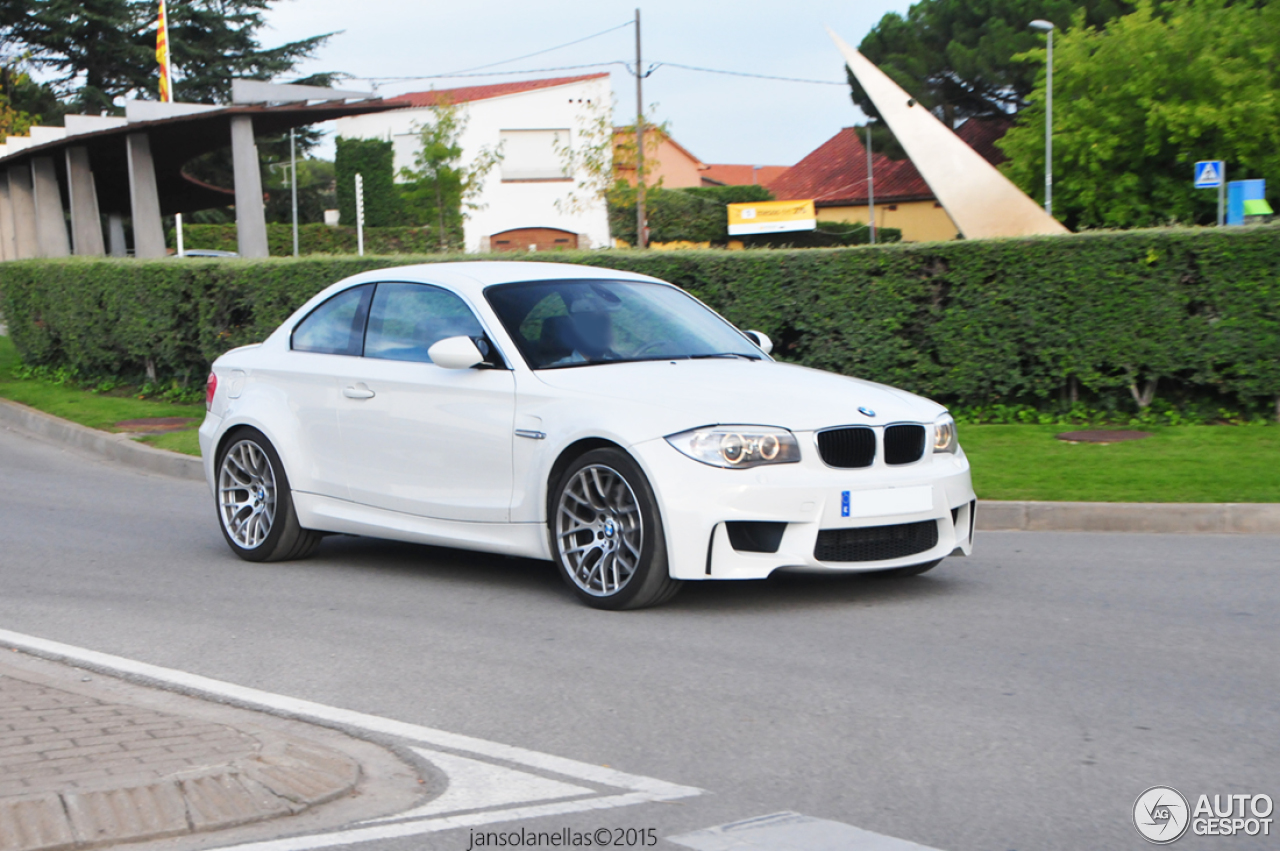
293,492 -> 551,560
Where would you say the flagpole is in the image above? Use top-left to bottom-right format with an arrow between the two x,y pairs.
160,0 -> 185,256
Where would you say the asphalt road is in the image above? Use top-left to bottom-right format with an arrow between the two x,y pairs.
1,421 -> 1278,851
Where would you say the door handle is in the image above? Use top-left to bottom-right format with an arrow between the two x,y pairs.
343,384 -> 376,399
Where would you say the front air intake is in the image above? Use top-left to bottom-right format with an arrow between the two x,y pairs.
814,520 -> 939,562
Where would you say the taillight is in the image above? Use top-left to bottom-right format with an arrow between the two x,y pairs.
206,372 -> 217,410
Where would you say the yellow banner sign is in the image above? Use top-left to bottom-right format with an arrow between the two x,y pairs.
727,199 -> 816,236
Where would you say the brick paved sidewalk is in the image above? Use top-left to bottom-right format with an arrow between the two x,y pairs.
0,662 -> 360,851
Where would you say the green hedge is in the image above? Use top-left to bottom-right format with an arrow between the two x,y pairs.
175,223 -> 450,256
2,225 -> 1278,415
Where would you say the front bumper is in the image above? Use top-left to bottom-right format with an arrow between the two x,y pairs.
631,434 -> 976,580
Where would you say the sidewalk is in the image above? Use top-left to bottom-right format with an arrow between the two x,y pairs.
0,653 -> 419,851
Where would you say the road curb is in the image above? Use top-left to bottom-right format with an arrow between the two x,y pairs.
976,500 -> 1280,534
0,397 -> 203,481
2,396 -> 1276,534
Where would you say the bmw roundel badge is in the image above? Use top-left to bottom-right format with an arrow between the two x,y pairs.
858,406 -> 876,418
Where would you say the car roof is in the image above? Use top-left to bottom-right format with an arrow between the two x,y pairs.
334,261 -> 666,298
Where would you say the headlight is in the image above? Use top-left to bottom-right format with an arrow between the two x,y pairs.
665,426 -> 801,469
933,414 -> 958,453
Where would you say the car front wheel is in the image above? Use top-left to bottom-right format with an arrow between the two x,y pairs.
550,448 -> 682,610
215,428 -> 321,562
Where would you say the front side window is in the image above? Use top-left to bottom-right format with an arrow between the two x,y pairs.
485,280 -> 764,369
364,282 -> 485,363
291,284 -> 373,356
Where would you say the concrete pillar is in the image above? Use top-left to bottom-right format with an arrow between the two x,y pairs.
65,147 -> 105,256
31,156 -> 71,257
0,177 -> 14,261
107,214 -> 127,257
230,115 -> 269,258
8,165 -> 39,260
126,133 -> 167,258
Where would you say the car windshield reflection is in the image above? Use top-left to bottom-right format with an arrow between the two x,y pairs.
484,280 -> 764,369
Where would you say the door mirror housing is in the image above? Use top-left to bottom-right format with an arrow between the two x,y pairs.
744,330 -> 773,355
428,336 -> 486,370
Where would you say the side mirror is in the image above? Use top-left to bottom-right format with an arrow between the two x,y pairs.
428,336 -> 485,370
744,330 -> 773,355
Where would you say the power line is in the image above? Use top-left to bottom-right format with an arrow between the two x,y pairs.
353,62 -> 626,84
651,61 -> 847,86
353,21 -> 633,83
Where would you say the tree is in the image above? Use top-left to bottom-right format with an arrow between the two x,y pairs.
335,137 -> 401,229
397,101 -> 502,250
0,0 -> 332,113
850,0 -> 1131,127
998,0 -> 1280,229
0,62 -> 64,135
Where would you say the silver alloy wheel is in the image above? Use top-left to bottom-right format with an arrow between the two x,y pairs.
218,439 -> 277,550
556,464 -> 644,597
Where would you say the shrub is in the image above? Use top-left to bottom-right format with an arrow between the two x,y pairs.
2,225 -> 1277,417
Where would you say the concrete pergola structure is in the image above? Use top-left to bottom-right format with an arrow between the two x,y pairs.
0,82 -> 399,261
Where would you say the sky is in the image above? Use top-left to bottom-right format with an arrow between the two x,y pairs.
260,0 -> 915,167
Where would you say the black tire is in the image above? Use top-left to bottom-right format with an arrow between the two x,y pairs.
874,558 -> 943,578
214,427 -> 322,563
549,448 -> 682,610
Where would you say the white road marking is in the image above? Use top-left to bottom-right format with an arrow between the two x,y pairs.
0,628 -> 702,850
362,747 -> 593,822
667,812 -> 944,851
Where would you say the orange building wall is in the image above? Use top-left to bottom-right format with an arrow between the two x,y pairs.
613,129 -> 706,189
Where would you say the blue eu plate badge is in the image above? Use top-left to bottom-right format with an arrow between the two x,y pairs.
841,491 -> 851,517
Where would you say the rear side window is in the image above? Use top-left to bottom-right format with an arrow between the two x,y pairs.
364,282 -> 484,363
291,285 -> 373,355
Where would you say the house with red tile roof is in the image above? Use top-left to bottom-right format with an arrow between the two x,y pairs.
333,75 -> 611,253
767,116 -> 1013,242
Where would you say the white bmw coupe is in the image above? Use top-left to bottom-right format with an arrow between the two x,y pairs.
200,262 -> 975,609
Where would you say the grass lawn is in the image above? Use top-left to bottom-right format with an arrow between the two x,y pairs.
961,424 -> 1280,503
0,335 -> 204,455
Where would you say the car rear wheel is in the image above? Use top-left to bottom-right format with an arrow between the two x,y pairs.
216,428 -> 321,562
551,448 -> 682,610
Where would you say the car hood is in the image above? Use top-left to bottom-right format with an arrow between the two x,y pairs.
531,359 -> 945,433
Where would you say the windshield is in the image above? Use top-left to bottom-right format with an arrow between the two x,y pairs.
484,279 -> 765,369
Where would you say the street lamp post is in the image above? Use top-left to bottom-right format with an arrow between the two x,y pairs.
1029,19 -> 1055,216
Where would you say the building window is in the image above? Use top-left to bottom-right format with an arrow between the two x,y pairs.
500,129 -> 571,182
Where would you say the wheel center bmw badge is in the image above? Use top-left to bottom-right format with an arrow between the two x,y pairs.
858,406 -> 876,418
603,518 -> 616,537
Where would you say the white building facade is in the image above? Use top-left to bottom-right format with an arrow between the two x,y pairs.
331,75 -> 612,253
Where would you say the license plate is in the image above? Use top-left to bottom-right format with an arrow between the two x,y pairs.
840,486 -> 934,518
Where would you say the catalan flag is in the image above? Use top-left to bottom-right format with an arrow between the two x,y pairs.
156,0 -> 171,102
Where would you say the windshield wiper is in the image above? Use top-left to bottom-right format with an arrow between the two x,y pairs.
687,352 -> 762,361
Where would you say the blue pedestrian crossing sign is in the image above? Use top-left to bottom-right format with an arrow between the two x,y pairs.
1195,161 -> 1224,188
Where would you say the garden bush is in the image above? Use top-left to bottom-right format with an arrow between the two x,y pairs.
1,225 -> 1277,418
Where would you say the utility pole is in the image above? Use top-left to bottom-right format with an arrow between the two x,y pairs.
289,128 -> 299,257
634,8 -> 647,249
866,124 -> 876,245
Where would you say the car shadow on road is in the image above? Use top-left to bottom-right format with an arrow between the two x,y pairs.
308,534 -> 963,613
